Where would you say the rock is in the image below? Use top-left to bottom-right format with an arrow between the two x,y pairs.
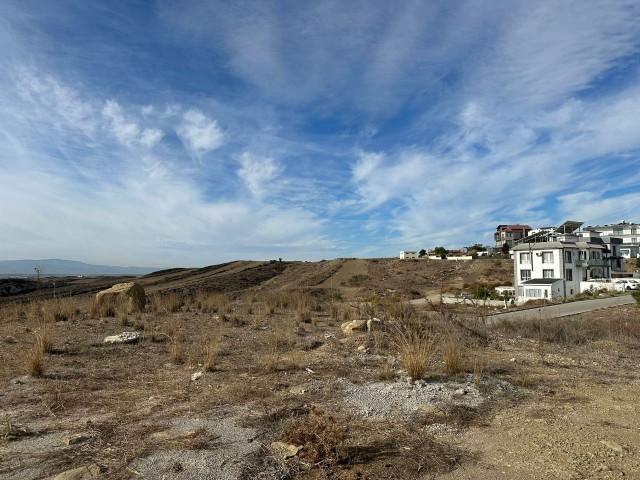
191,371 -> 204,381
103,332 -> 141,344
5,335 -> 18,344
289,386 -> 306,395
454,388 -> 468,395
96,282 -> 146,313
367,317 -> 382,332
53,464 -> 105,480
341,319 -> 368,335
62,433 -> 90,446
357,345 -> 368,353
271,441 -> 302,458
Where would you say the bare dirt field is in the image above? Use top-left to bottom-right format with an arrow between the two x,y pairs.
1,258 -> 639,479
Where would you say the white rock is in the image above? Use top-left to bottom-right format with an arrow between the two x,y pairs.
103,332 -> 140,344
191,371 -> 204,381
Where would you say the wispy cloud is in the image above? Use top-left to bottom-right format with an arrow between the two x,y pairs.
1,1 -> 640,264
176,110 -> 224,158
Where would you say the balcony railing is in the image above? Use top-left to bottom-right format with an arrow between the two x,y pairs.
575,259 -> 606,267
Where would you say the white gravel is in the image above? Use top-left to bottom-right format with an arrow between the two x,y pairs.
337,376 -> 485,420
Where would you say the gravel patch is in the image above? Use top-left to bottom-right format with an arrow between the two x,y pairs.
129,415 -> 258,480
337,376 -> 485,420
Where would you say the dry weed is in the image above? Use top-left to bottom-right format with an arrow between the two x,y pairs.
443,337 -> 463,375
395,319 -> 436,381
25,345 -> 45,377
202,336 -> 221,372
265,333 -> 279,372
281,409 -> 346,465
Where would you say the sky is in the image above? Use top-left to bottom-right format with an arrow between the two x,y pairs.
1,1 -> 640,267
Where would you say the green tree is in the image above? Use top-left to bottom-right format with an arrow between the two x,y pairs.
501,242 -> 510,255
434,246 -> 447,258
418,249 -> 427,258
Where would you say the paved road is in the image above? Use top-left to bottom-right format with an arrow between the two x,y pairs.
487,294 -> 636,323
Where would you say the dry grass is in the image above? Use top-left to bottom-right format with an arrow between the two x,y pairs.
202,335 -> 221,372
265,333 -> 279,372
25,345 -> 45,377
395,321 -> 437,381
90,295 -> 117,318
153,292 -> 183,314
281,408 -> 346,465
170,334 -> 185,365
443,336 -> 464,375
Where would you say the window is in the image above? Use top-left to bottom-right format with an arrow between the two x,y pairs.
565,269 -> 573,281
543,269 -> 554,279
632,227 -> 637,235
565,251 -> 572,263
614,227 -> 624,235
519,252 -> 531,264
632,238 -> 638,244
542,252 -> 554,263
525,288 -> 542,298
579,250 -> 587,260
590,251 -> 600,260
520,269 -> 531,281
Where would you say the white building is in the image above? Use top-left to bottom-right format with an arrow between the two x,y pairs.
399,251 -> 417,260
584,221 -> 640,258
512,221 -> 622,303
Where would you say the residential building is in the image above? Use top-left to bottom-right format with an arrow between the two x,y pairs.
512,221 -> 623,303
584,221 -> 640,258
399,251 -> 417,260
494,224 -> 532,247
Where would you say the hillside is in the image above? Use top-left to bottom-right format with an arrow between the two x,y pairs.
1,257 -> 639,479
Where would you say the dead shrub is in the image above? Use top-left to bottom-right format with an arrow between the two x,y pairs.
281,409 -> 346,465
90,295 -> 117,318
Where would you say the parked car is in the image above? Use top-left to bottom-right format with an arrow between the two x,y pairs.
614,279 -> 638,291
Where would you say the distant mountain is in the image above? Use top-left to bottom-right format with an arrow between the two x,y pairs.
0,259 -> 158,277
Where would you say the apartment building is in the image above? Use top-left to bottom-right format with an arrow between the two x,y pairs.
584,221 -> 640,258
512,221 -> 622,303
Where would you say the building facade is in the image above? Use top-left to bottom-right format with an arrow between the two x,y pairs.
494,224 -> 532,247
399,251 -> 417,260
584,221 -> 640,258
512,221 -> 623,303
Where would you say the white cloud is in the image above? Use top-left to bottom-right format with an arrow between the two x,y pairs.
177,109 -> 224,157
236,153 -> 282,199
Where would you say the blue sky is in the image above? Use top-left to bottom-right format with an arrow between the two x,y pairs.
1,1 -> 640,267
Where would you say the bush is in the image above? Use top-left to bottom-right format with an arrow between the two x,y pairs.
281,409 -> 346,465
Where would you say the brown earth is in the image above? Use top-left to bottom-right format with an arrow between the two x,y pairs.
1,258 -> 639,479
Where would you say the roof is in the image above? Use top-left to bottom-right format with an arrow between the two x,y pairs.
513,241 -> 606,251
521,278 -> 562,285
497,224 -> 531,232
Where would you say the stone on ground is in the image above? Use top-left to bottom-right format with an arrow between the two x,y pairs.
96,282 -> 146,313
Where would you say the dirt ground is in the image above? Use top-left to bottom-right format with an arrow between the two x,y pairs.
1,258 -> 639,479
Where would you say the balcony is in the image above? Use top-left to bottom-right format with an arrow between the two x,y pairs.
575,259 -> 606,267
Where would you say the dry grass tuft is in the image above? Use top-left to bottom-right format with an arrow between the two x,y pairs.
26,345 -> 45,377
170,333 -> 185,365
395,319 -> 436,381
443,337 -> 463,375
202,335 -> 221,372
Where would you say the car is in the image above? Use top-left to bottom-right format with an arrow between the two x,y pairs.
613,279 -> 638,291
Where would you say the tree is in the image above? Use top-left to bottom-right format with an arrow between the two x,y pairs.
434,246 -> 447,259
418,249 -> 427,258
501,242 -> 510,255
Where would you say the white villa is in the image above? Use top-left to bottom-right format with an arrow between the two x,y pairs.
399,251 -> 417,260
512,221 -> 623,303
584,221 -> 640,258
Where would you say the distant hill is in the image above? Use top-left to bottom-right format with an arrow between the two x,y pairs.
0,259 -> 158,277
